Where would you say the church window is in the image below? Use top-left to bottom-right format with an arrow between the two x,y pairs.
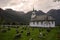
33,22 -> 35,25
37,21 -> 39,25
52,21 -> 53,24
49,22 -> 50,25
41,21 -> 43,24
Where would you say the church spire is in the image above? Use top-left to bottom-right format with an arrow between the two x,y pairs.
32,1 -> 35,12
32,7 -> 35,13
31,8 -> 36,18
33,7 -> 34,11
31,0 -> 36,18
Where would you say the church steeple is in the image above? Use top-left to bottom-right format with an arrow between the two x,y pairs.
31,1 -> 36,19
33,7 -> 34,12
32,7 -> 35,13
31,8 -> 36,18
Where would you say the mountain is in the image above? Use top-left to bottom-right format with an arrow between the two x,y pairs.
47,9 -> 60,26
0,8 -> 25,25
1,8 -> 60,26
25,10 -> 45,23
0,8 -> 45,25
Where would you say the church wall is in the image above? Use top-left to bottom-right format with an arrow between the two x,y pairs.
50,21 -> 55,27
29,21 -> 55,27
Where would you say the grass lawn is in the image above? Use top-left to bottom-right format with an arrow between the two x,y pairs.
0,25 -> 60,40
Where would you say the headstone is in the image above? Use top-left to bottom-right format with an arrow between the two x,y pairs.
29,38 -> 33,40
16,26 -> 19,28
22,27 -> 24,29
1,29 -> 7,33
38,32 -> 43,38
24,27 -> 26,30
8,28 -> 11,30
27,31 -> 30,36
15,33 -> 21,39
16,29 -> 19,34
20,30 -> 23,33
43,33 -> 45,36
46,28 -> 51,32
8,26 -> 11,30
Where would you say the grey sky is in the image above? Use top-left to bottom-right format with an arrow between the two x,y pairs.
0,0 -> 11,7
0,0 -> 60,13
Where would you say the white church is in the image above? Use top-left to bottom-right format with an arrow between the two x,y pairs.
29,9 -> 55,27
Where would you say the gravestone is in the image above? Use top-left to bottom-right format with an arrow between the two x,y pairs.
24,27 -> 26,30
27,31 -> 30,36
16,29 -> 19,34
20,30 -> 23,33
46,28 -> 51,32
22,27 -> 24,29
43,33 -> 45,36
16,26 -> 19,28
8,26 -> 11,30
29,38 -> 33,40
15,33 -> 21,39
1,29 -> 7,33
38,32 -> 43,38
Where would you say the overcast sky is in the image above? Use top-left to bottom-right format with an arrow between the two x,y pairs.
0,0 -> 60,13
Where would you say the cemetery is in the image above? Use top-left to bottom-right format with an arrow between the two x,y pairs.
0,0 -> 60,40
0,25 -> 60,40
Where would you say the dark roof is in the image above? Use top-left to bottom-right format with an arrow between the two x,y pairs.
31,15 -> 55,21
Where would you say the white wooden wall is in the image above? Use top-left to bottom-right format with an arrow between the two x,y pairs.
29,21 -> 55,27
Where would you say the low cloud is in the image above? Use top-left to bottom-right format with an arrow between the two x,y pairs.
0,0 -> 60,12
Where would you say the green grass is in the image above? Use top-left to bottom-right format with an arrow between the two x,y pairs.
0,26 -> 60,40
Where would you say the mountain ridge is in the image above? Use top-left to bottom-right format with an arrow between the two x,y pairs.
0,8 -> 60,25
